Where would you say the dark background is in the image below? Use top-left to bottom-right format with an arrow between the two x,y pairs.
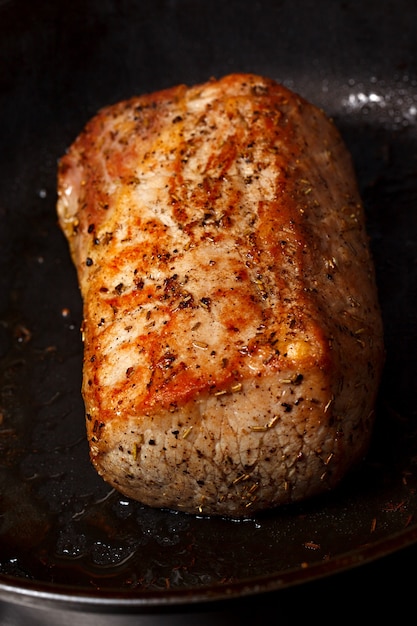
0,0 -> 417,622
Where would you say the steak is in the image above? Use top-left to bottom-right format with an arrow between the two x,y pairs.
57,73 -> 384,517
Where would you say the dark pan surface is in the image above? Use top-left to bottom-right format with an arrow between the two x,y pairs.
1,0 -> 417,613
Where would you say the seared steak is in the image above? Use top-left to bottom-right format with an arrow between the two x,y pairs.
57,73 -> 384,516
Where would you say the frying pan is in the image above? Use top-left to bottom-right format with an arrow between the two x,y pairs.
1,0 -> 417,621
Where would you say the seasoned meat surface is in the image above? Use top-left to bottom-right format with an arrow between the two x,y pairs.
57,73 -> 384,517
